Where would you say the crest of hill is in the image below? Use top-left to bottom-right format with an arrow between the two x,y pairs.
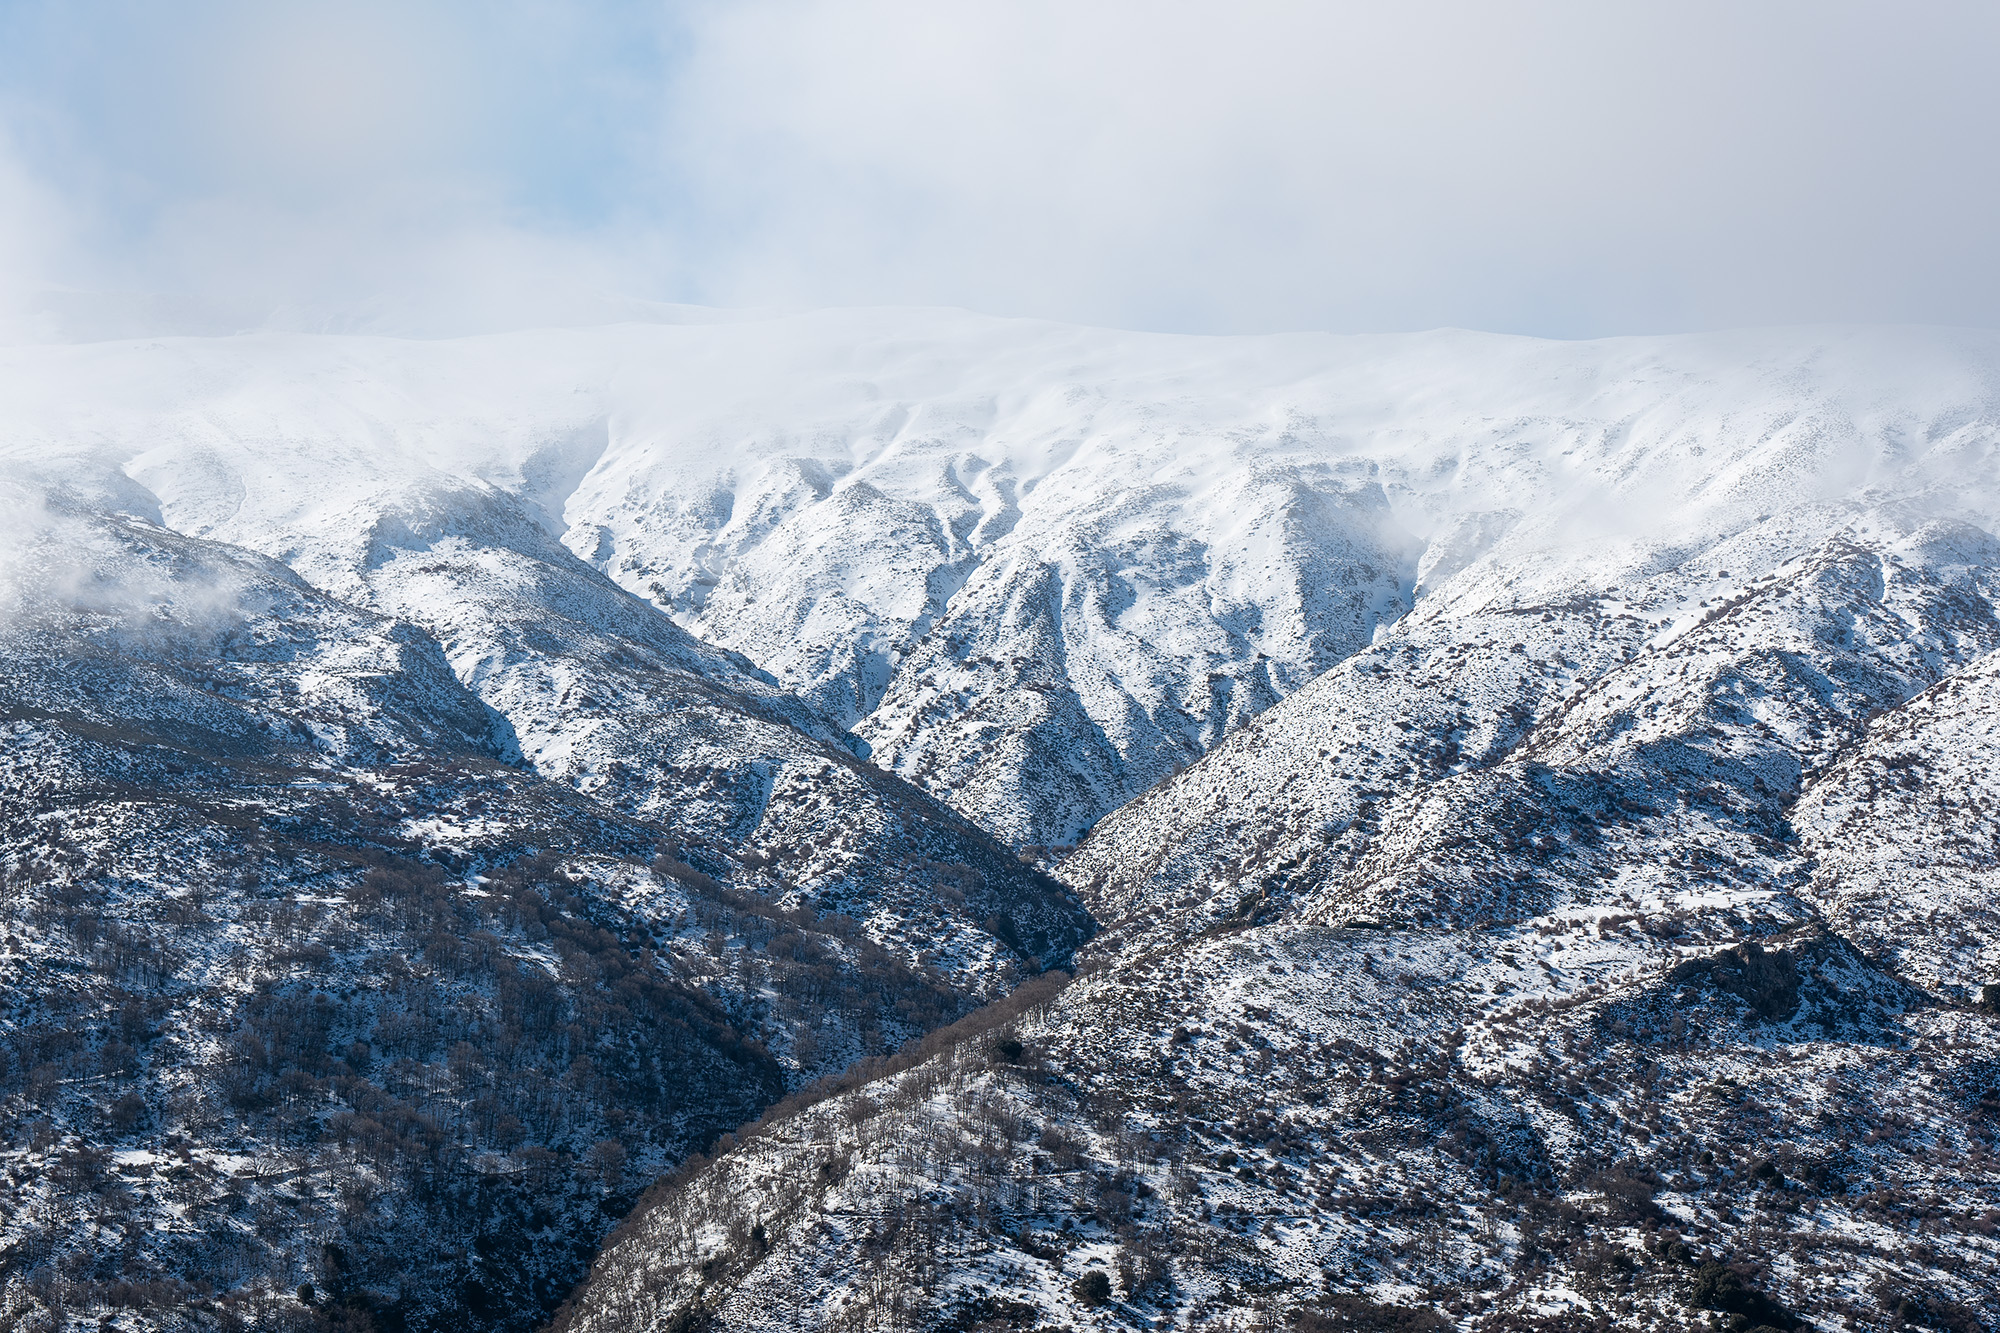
2,315 -> 1997,846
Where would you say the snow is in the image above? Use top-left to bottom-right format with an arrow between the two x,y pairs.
4,309 -> 2000,1330
4,315 -> 1997,846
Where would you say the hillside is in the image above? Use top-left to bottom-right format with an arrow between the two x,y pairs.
557,571 -> 2000,1327
0,312 -> 1997,1332
0,499 -> 1083,1332
9,316 -> 1997,848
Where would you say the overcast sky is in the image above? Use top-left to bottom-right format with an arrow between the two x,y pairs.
2,0 -> 1997,339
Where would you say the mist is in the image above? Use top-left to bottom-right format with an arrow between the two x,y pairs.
2,0 -> 1998,340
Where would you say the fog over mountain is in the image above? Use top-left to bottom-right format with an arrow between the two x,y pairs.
0,312 -> 1997,1331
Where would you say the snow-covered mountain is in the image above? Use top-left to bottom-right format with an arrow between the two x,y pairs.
1069,522 -> 2000,953
2,311 -> 1999,1332
552,500 -> 2000,1328
0,497 -> 1084,1332
7,315 -> 1999,849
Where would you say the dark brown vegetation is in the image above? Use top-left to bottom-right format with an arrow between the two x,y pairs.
0,813 -> 1019,1333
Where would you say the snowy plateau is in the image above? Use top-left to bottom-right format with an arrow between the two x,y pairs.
0,310 -> 1997,1333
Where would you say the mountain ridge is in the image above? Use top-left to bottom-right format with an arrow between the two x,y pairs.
2,313 -> 1998,1331
8,315 -> 2000,848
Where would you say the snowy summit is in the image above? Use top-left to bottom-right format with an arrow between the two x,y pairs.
1,311 -> 1998,1332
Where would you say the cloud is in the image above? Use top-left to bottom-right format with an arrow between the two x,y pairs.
659,0 -> 2000,335
0,127 -> 82,340
0,0 -> 678,336
2,1 -> 1998,338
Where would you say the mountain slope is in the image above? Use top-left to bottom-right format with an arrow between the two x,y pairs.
550,500 -> 2000,1330
519,316 -> 2000,1333
1794,644 -> 2000,999
8,316 -> 1998,848
30,434 -> 1094,987
0,501 -> 1083,1333
1068,518 -> 2000,950
3,314 -> 2000,1333
554,915 -> 1998,1333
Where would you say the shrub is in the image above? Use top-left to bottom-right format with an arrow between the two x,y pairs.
1589,1164 -> 1662,1221
1070,1270 -> 1112,1307
1690,1261 -> 1796,1329
1296,1297 -> 1451,1332
107,1092 -> 149,1132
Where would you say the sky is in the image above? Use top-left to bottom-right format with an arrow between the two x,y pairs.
1,0 -> 1998,340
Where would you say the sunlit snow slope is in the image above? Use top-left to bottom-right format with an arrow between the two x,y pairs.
5,313 -> 1997,849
